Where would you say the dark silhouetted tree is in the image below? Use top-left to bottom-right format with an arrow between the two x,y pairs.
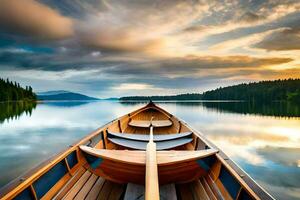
0,78 -> 36,102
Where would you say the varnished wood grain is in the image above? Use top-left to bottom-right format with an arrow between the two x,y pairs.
74,174 -> 98,200
145,126 -> 159,200
97,180 -> 114,200
85,177 -> 105,200
80,146 -> 217,165
53,167 -> 86,199
63,171 -> 91,199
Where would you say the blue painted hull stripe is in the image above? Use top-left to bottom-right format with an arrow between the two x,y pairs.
197,159 -> 210,171
82,152 -> 103,169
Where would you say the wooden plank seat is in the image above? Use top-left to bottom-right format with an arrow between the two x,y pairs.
80,146 -> 218,165
107,130 -> 192,142
107,130 -> 193,150
128,119 -> 172,128
108,137 -> 193,150
80,146 -> 218,185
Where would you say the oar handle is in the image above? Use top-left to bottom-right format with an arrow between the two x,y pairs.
149,126 -> 154,142
150,116 -> 154,142
145,125 -> 160,200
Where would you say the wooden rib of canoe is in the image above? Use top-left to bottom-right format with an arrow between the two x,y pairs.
0,102 -> 274,200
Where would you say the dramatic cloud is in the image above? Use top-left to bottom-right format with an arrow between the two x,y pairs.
0,0 -> 299,97
254,27 -> 300,51
0,0 -> 73,40
74,0 -> 210,55
238,11 -> 266,24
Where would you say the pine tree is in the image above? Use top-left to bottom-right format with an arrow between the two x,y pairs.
0,77 -> 36,102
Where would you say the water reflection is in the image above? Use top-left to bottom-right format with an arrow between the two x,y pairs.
0,101 -> 140,187
0,101 -> 299,200
0,101 -> 36,124
39,101 -> 94,107
153,102 -> 300,200
120,101 -> 300,117
201,101 -> 300,118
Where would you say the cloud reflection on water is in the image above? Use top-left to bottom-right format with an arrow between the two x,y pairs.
157,102 -> 300,200
0,101 -> 299,199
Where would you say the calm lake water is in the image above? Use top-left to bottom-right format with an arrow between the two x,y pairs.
0,101 -> 299,200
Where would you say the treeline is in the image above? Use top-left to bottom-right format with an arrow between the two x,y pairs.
120,93 -> 202,101
202,79 -> 300,102
120,79 -> 300,103
201,101 -> 300,118
0,78 -> 36,102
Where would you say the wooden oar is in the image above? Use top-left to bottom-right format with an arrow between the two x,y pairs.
145,123 -> 160,200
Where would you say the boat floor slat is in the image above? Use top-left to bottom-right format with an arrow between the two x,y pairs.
191,179 -> 210,200
97,180 -> 115,200
85,177 -> 105,200
53,167 -> 86,200
108,182 -> 126,200
53,169 -> 219,200
160,184 -> 177,200
124,183 -> 177,200
176,177 -> 218,200
176,182 -> 194,200
124,183 -> 144,200
63,170 -> 91,199
74,174 -> 98,200
204,175 -> 225,200
200,177 -> 218,200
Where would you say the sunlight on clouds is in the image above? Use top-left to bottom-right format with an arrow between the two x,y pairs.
0,0 -> 73,40
1,69 -> 103,81
76,0 -> 210,57
0,0 -> 299,95
113,83 -> 154,90
210,28 -> 286,54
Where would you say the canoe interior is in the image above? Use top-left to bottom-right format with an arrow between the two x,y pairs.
0,102 -> 273,200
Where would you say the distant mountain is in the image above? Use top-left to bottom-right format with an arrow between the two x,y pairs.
37,91 -> 99,101
37,90 -> 70,96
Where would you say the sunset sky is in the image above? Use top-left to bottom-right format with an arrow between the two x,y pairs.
0,0 -> 299,97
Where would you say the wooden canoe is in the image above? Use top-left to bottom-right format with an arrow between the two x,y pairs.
0,102 -> 274,200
